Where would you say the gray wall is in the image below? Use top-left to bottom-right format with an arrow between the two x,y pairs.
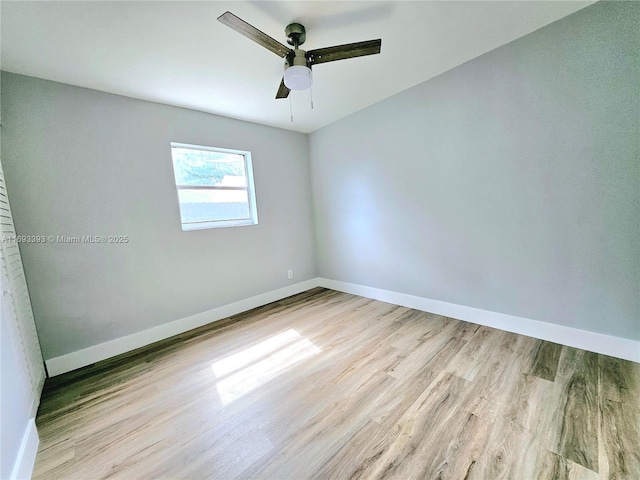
1,72 -> 316,359
310,1 -> 639,341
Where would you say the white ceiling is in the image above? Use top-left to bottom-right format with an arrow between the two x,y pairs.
1,1 -> 594,134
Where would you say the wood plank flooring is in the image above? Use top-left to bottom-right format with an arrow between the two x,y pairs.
33,288 -> 640,479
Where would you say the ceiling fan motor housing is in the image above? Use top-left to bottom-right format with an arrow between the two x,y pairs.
285,49 -> 310,68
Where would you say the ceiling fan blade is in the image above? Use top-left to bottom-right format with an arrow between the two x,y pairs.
218,11 -> 292,58
306,39 -> 381,65
276,78 -> 290,99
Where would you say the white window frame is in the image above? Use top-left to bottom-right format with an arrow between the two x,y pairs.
170,142 -> 258,231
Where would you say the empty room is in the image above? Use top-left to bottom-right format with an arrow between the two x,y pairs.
1,1 -> 638,479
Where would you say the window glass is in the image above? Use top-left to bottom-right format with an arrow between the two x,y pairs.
170,144 -> 258,230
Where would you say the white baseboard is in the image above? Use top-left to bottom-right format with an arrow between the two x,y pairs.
45,279 -> 320,376
318,278 -> 640,363
10,418 -> 39,480
45,276 -> 639,376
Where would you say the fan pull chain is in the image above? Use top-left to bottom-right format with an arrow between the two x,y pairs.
310,84 -> 314,110
289,95 -> 294,122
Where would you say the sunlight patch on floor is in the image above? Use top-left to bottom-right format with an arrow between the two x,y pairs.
212,329 -> 321,405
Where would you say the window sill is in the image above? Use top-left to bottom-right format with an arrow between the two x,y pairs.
181,219 -> 258,231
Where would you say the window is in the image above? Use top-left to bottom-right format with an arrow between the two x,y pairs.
170,143 -> 258,230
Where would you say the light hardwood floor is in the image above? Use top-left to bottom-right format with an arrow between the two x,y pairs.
34,288 -> 639,479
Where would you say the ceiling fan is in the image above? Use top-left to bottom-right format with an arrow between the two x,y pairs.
218,12 -> 382,99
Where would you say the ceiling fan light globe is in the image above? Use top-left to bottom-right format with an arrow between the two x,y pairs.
284,65 -> 313,90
